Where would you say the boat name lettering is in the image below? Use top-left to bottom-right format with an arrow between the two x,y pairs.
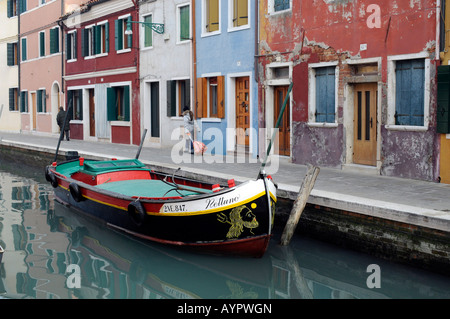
163,204 -> 186,213
205,195 -> 240,210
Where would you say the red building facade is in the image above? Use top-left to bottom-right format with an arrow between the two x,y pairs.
258,0 -> 441,181
62,0 -> 140,145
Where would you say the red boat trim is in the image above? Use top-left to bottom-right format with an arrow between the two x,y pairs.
107,223 -> 271,257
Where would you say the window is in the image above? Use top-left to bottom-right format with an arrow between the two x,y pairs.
95,22 -> 109,54
167,79 -> 191,117
82,27 -> 95,57
7,0 -> 17,18
21,38 -> 27,61
18,0 -> 27,14
269,0 -> 291,14
115,16 -> 132,51
20,91 -> 28,112
37,89 -> 46,113
9,88 -> 19,111
107,85 -> 130,121
315,66 -> 336,123
204,0 -> 219,33
66,31 -> 77,60
39,31 -> 45,57
50,27 -> 59,54
67,90 -> 83,120
7,42 -> 18,66
196,76 -> 224,118
394,59 -> 425,126
143,14 -> 153,48
231,0 -> 248,28
178,4 -> 190,42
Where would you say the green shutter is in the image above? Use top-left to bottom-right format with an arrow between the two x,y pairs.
127,17 -> 132,49
107,87 -> 117,121
115,19 -> 123,51
40,32 -> 45,57
144,15 -> 152,47
7,43 -> 14,66
7,0 -> 12,18
167,80 -> 177,117
105,23 -> 109,53
21,38 -> 27,61
37,90 -> 42,113
43,89 -> 47,112
180,5 -> 190,41
95,25 -> 101,54
124,86 -> 130,121
437,65 -> 450,133
81,29 -> 88,57
9,88 -> 15,111
20,91 -> 28,113
50,28 -> 59,54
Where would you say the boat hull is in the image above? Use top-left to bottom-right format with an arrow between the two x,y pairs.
49,162 -> 276,257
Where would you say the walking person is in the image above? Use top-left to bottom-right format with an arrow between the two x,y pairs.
57,106 -> 71,141
182,106 -> 194,154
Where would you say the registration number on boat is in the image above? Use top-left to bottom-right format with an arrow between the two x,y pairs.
163,204 -> 186,213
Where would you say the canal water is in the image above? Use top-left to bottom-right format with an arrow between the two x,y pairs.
0,161 -> 450,300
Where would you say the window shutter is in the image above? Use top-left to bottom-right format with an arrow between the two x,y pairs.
395,59 -> 424,126
7,43 -> 14,66
7,0 -> 12,18
437,65 -> 450,133
167,80 -> 176,117
21,38 -> 27,61
180,5 -> 190,41
40,32 -> 45,57
37,90 -> 42,113
127,17 -> 132,49
196,78 -> 206,118
43,89 -> 47,112
105,23 -> 109,53
73,31 -> 78,59
94,25 -> 101,55
207,0 -> 219,32
236,0 -> 248,27
326,67 -> 336,123
217,76 -> 225,118
123,86 -> 130,121
115,19 -> 123,51
107,87 -> 117,121
9,88 -> 15,111
144,15 -> 152,47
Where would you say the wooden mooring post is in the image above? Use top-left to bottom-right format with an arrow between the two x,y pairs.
280,164 -> 320,246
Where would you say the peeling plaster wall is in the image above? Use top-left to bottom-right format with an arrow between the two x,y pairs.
259,0 -> 440,181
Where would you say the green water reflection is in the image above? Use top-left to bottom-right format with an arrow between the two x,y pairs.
0,170 -> 449,299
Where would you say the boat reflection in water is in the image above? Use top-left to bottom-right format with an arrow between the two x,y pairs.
1,171 -> 450,299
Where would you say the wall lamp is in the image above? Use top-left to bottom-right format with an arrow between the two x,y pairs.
125,20 -> 165,35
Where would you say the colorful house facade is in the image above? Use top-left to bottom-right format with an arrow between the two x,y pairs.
62,0 -> 141,145
138,0 -> 192,149
195,0 -> 259,157
1,0 -> 20,132
258,0 -> 442,182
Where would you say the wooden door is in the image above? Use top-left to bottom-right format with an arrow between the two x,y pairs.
236,77 -> 250,147
89,89 -> 95,137
274,86 -> 290,156
353,83 -> 377,166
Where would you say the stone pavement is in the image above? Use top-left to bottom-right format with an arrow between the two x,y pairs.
1,131 -> 449,233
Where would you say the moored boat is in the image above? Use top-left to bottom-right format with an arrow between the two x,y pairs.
45,155 -> 277,257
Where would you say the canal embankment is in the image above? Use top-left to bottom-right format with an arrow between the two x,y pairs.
1,132 -> 449,275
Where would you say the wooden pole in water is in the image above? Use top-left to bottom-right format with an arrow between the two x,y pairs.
280,164 -> 320,246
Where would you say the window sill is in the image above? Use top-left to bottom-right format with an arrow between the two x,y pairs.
385,125 -> 428,132
110,121 -> 130,127
307,122 -> 338,128
200,118 -> 222,123
227,25 -> 250,33
201,31 -> 221,38
117,48 -> 132,54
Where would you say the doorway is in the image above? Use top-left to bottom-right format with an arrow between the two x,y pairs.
150,82 -> 160,138
353,83 -> 377,166
88,89 -> 95,137
274,86 -> 290,156
236,76 -> 250,150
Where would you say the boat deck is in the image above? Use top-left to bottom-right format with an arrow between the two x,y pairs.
96,179 -> 212,198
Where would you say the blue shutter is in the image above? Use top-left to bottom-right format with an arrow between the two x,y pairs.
315,66 -> 335,123
395,59 -> 424,126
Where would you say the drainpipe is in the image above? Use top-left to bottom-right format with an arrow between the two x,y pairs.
437,0 -> 441,62
18,3 -> 21,119
192,0 -> 197,119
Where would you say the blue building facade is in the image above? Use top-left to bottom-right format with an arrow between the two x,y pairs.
195,0 -> 258,157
